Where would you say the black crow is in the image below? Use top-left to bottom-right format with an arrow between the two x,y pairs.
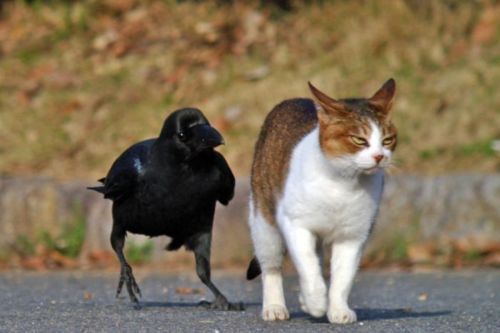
88,108 -> 241,310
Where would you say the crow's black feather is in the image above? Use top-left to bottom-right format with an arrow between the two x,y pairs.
88,108 -> 241,310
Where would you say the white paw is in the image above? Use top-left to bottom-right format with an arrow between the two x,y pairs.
327,306 -> 357,324
262,304 -> 290,321
299,284 -> 327,318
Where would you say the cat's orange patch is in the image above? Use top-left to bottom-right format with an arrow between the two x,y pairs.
310,79 -> 397,159
317,110 -> 397,159
318,113 -> 372,158
251,99 -> 318,225
382,121 -> 398,151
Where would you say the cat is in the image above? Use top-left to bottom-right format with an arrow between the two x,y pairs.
246,79 -> 397,324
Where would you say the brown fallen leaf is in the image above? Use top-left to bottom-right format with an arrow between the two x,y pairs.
212,117 -> 231,133
83,291 -> 94,300
472,6 -> 498,46
17,81 -> 42,105
484,252 -> 500,266
87,250 -> 115,265
47,251 -> 77,269
418,293 -> 428,301
21,257 -> 45,271
408,243 -> 436,264
452,237 -> 500,254
175,287 -> 204,295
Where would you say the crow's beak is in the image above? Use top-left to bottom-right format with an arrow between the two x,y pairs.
192,124 -> 225,149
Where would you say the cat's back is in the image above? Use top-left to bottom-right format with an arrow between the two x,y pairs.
251,98 -> 318,224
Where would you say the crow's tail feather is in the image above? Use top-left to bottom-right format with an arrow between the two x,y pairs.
87,177 -> 106,194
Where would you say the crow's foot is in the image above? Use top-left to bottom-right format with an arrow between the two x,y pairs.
199,297 -> 244,311
116,264 -> 142,305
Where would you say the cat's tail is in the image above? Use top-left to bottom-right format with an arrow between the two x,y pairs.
246,256 -> 262,280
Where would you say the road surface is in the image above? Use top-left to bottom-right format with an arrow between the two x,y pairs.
0,270 -> 498,332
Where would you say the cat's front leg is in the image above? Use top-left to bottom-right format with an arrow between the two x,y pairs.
327,240 -> 364,324
281,222 -> 327,318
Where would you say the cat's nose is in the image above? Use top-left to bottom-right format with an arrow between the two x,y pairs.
373,154 -> 384,164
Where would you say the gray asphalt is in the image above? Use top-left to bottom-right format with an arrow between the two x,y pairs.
0,269 -> 498,333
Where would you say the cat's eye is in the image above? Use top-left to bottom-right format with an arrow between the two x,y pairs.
383,136 -> 395,146
178,132 -> 186,141
351,136 -> 368,146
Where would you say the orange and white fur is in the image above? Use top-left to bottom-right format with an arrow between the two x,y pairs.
247,79 -> 397,324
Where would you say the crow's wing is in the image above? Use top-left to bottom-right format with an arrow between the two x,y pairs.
94,139 -> 155,202
213,151 -> 235,205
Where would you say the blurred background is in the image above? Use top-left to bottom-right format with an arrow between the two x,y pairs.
0,0 -> 498,272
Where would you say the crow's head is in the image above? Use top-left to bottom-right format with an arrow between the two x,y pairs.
159,108 -> 224,158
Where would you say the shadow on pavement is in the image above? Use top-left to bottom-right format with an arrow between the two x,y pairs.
140,301 -> 260,309
140,301 -> 200,308
356,308 -> 452,321
290,308 -> 452,323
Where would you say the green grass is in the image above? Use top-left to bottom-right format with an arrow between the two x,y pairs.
58,208 -> 86,258
464,249 -> 483,262
16,48 -> 41,65
8,201 -> 87,264
459,140 -> 496,157
126,241 -> 154,265
109,70 -> 129,85
419,148 -> 444,160
390,237 -> 409,261
39,203 -> 86,258
160,94 -> 175,107
13,235 -> 37,257
379,215 -> 422,263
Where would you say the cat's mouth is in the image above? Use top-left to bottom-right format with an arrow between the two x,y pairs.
362,166 -> 381,174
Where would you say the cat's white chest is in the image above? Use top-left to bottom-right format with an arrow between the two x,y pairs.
278,128 -> 384,242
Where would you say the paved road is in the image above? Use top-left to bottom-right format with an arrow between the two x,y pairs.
0,270 -> 498,332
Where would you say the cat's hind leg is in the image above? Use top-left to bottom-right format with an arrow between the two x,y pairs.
248,202 -> 289,321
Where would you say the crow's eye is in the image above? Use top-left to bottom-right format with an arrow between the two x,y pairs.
178,131 -> 186,141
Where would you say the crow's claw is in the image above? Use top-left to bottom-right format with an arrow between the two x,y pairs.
116,273 -> 125,297
116,264 -> 141,305
199,298 -> 244,311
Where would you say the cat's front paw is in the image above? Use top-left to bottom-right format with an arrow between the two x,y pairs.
327,306 -> 357,324
262,304 -> 289,321
299,284 -> 327,318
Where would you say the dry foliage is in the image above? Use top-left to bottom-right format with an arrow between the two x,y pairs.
0,1 -> 498,180
0,1 -> 499,271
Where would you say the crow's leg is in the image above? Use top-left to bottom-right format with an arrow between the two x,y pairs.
110,225 -> 141,307
191,232 -> 243,311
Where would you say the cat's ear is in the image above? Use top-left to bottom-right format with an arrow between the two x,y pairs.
308,81 -> 348,117
369,78 -> 396,116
